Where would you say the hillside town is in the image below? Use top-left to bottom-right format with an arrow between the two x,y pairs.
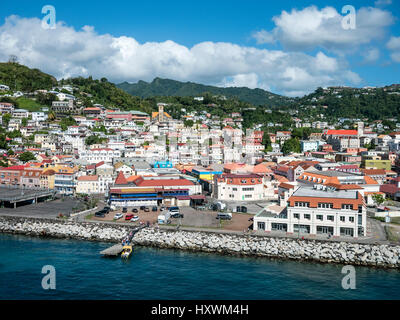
1,81 -> 400,242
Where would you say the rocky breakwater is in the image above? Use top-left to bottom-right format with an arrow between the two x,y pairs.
133,228 -> 400,268
0,216 -> 129,242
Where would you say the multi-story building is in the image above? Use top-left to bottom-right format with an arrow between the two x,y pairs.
0,102 -> 14,114
324,129 -> 360,151
76,175 -> 100,194
254,186 -> 366,238
20,167 -> 42,188
213,173 -> 265,201
54,166 -> 78,195
79,148 -> 121,164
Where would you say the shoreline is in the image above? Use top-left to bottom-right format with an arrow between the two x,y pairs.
0,215 -> 399,269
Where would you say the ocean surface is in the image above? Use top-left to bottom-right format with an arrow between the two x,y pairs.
1,233 -> 400,300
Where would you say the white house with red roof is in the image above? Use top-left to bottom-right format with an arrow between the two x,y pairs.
324,129 -> 360,151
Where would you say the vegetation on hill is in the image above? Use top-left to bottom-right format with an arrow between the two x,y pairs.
295,86 -> 400,121
59,77 -> 156,114
117,77 -> 294,107
0,62 -> 57,91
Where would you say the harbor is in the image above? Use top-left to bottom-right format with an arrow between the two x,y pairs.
1,232 -> 400,300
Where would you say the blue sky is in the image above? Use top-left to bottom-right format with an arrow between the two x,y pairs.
0,0 -> 399,96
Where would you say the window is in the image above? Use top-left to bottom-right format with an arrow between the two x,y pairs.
316,215 -> 323,220
327,215 -> 334,221
340,216 -> 345,222
318,203 -> 333,209
295,202 -> 310,207
243,187 -> 254,191
304,214 -> 311,220
342,204 -> 353,210
293,213 -> 300,219
349,217 -> 354,223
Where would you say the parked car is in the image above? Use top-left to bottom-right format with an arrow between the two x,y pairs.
171,213 -> 184,219
140,206 -> 145,210
122,207 -> 128,213
125,214 -> 133,221
168,206 -> 180,214
103,206 -> 111,212
114,213 -> 123,220
152,206 -> 158,212
131,215 -> 139,222
132,208 -> 138,213
216,212 -> 232,220
95,211 -> 105,218
144,207 -> 150,212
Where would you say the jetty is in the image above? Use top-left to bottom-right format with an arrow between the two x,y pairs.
100,225 -> 147,256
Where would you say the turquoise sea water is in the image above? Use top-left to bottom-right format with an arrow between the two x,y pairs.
1,233 -> 400,300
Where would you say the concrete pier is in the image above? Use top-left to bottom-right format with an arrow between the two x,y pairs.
100,244 -> 123,256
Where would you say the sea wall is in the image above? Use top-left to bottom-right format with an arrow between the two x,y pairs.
0,216 -> 399,268
0,216 -> 129,242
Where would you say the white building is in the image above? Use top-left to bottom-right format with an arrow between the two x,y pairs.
79,148 -> 121,164
254,186 -> 366,238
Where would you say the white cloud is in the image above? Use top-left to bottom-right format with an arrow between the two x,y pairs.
362,48 -> 380,63
252,6 -> 394,52
387,36 -> 400,62
251,30 -> 275,45
0,15 -> 363,97
374,0 -> 392,7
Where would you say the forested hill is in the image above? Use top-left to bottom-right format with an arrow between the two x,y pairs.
0,62 -> 57,91
117,77 -> 294,107
294,85 -> 400,121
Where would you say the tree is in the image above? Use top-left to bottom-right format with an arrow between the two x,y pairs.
2,113 -> 11,127
372,194 -> 385,206
18,151 -> 36,163
369,139 -> 376,150
21,118 -> 28,127
262,131 -> 272,152
37,92 -> 57,106
183,119 -> 194,128
48,111 -> 56,121
85,135 -> 105,146
60,116 -> 77,131
281,138 -> 301,155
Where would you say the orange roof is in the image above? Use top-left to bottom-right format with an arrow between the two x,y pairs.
361,169 -> 386,175
274,174 -> 289,183
78,175 -> 98,181
325,130 -> 358,135
364,176 -> 379,185
325,183 -> 363,190
289,192 -> 364,209
279,182 -> 295,189
115,172 -> 128,185
252,163 -> 273,174
126,175 -> 140,182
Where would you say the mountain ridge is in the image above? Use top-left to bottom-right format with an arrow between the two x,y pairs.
117,77 -> 294,107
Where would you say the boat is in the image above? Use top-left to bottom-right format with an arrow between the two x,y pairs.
121,245 -> 133,259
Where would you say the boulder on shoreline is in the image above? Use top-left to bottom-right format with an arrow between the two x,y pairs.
0,216 -> 399,269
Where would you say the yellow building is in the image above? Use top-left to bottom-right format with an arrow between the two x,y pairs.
362,159 -> 391,170
40,169 -> 56,189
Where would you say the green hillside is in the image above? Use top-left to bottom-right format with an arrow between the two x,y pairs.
117,77 -> 294,107
0,62 -> 57,91
60,77 -> 156,114
294,85 -> 400,121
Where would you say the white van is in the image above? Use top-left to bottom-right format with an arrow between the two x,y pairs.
158,211 -> 171,224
